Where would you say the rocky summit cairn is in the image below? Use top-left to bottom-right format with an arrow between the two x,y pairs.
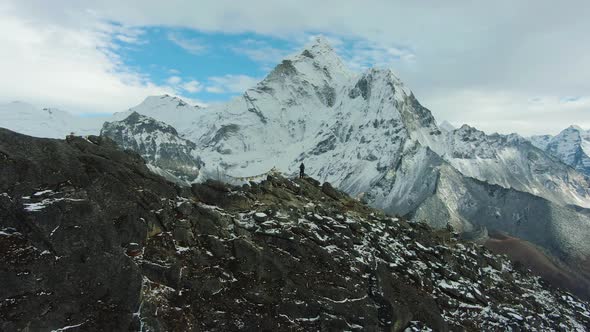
1,127 -> 589,331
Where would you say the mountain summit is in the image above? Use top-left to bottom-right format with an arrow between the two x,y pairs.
290,36 -> 352,77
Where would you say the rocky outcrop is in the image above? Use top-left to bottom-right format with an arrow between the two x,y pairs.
1,128 -> 590,331
0,128 -> 179,330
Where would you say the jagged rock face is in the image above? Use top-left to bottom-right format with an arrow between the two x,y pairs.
101,112 -> 204,184
530,126 -> 590,177
1,129 -> 589,331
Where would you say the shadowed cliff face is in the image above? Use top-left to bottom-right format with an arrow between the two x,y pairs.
1,128 -> 589,331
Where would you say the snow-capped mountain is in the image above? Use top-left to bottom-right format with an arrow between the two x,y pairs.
119,37 -> 590,208
530,125 -> 590,177
110,95 -> 203,131
96,38 -> 590,293
0,101 -> 105,138
529,134 -> 553,151
3,37 -> 590,296
428,125 -> 590,208
101,112 -> 204,184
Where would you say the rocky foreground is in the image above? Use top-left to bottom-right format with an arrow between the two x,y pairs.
1,128 -> 589,331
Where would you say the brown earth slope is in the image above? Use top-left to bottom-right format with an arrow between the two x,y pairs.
485,231 -> 590,299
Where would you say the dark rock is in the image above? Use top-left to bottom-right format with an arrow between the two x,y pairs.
321,181 -> 345,200
191,180 -> 251,209
253,212 -> 268,222
0,128 -> 176,331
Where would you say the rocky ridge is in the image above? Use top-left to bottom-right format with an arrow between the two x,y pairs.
1,128 -> 589,331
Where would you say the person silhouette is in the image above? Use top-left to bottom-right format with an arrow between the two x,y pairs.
299,163 -> 305,178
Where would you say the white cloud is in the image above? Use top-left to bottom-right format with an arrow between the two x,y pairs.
3,0 -> 590,133
113,27 -> 145,44
165,76 -> 203,94
167,32 -> 206,55
0,3 -> 201,114
340,39 -> 416,72
166,76 -> 182,85
230,39 -> 294,65
425,90 -> 590,136
205,86 -> 225,94
206,75 -> 260,94
0,15 -> 164,114
181,80 -> 202,93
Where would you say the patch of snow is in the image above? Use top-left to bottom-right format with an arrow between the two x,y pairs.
50,320 -> 88,332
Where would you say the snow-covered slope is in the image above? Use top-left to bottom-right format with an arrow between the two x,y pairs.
101,112 -> 204,184
529,134 -> 553,151
530,126 -> 590,177
359,138 -> 590,260
110,95 -> 203,131
0,101 -> 105,138
129,39 -> 438,189
424,125 -> 590,208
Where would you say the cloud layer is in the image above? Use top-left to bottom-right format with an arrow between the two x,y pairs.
2,0 -> 589,134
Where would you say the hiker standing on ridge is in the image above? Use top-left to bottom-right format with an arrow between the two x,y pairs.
299,163 -> 305,178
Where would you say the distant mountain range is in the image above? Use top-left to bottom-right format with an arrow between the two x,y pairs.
530,125 -> 590,177
0,101 -> 106,138
2,37 -> 590,297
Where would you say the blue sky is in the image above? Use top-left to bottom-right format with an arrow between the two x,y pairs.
109,26 -> 417,104
1,0 -> 589,135
111,27 -> 294,103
